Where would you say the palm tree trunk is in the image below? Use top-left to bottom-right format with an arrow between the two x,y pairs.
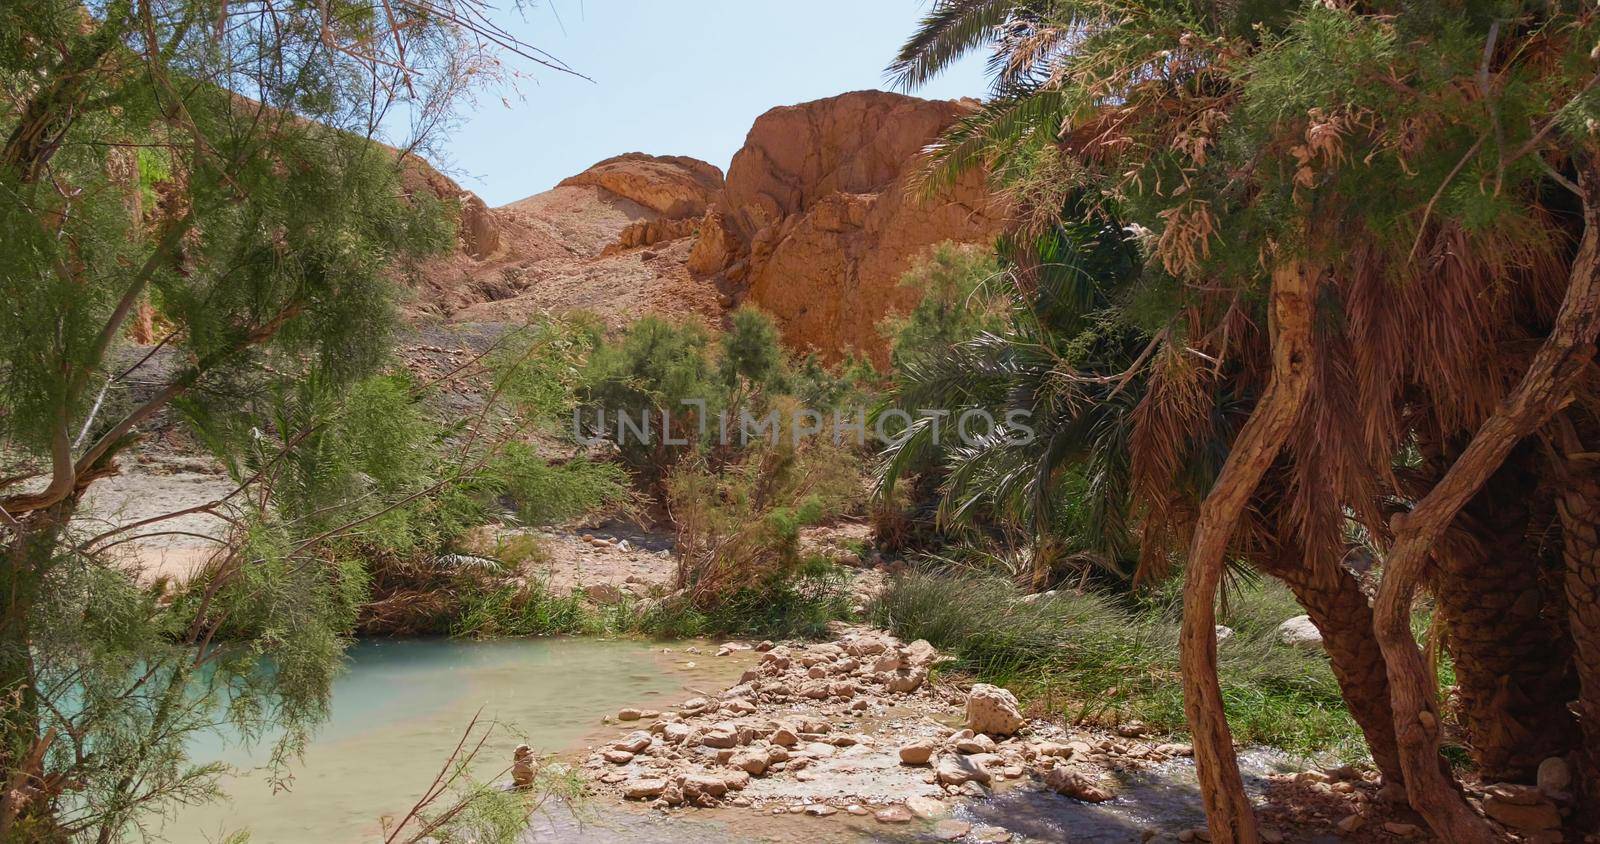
1181,261 -> 1318,844
1433,446 -> 1577,782
1371,155 -> 1600,842
1259,545 -> 1405,786
1556,454 -> 1600,823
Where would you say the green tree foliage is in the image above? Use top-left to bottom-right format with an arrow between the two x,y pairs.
893,1 -> 1600,836
0,0 -> 573,837
579,308 -> 872,477
882,243 -> 1008,371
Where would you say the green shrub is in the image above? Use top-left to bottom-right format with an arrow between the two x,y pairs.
484,443 -> 629,526
631,556 -> 853,640
580,316 -> 717,475
452,582 -> 594,638
882,243 -> 1007,372
719,306 -> 785,394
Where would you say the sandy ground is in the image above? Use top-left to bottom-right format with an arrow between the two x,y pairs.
77,469 -> 236,582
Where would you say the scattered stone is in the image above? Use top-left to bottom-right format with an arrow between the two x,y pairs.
1278,615 -> 1324,649
933,819 -> 972,840
1537,756 -> 1572,796
730,749 -> 769,775
1259,828 -> 1283,844
1336,813 -> 1366,833
1116,721 -> 1149,738
955,733 -> 996,754
700,728 -> 739,749
905,639 -> 939,667
899,739 -> 937,765
905,795 -> 948,818
622,778 -> 666,799
602,749 -> 634,765
616,707 -> 643,721
681,773 -> 729,799
1044,767 -> 1113,802
1155,743 -> 1194,757
1324,764 -> 1360,780
612,731 -> 652,754
936,753 -> 992,787
1483,787 -> 1561,831
1383,821 -> 1421,837
1035,741 -> 1073,759
885,668 -> 928,693
874,805 -> 913,823
803,803 -> 837,817
964,683 -> 1026,736
1215,624 -> 1234,643
971,826 -> 1013,843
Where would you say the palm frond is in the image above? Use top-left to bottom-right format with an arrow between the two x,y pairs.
887,0 -> 1026,91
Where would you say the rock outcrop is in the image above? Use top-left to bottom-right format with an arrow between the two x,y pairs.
688,90 -> 1006,363
557,152 -> 724,219
409,153 -> 728,328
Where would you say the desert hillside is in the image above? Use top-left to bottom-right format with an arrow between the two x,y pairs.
406,90 -> 1006,360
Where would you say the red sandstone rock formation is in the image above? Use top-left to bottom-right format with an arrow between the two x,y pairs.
404,93 -> 1003,353
688,90 -> 1006,363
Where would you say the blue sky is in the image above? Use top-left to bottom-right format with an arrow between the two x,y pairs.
438,1 -> 992,206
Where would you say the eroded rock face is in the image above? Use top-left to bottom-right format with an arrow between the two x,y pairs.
410,152 -> 728,328
557,152 -> 725,219
397,155 -> 501,259
689,90 -> 1006,364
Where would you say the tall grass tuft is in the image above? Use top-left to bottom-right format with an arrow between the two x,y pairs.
871,568 -> 1365,761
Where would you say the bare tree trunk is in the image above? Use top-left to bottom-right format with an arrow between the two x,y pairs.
1372,158 -> 1600,842
1181,262 -> 1317,844
1260,545 -> 1405,786
1434,445 -> 1576,781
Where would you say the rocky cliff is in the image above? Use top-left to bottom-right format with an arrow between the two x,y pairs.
689,91 -> 1006,363
410,91 -> 1004,360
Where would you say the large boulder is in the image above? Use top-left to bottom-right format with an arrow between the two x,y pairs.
964,683 -> 1026,736
690,90 -> 1006,364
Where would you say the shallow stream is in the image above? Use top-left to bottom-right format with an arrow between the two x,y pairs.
164,637 -> 747,843
162,637 -> 1326,844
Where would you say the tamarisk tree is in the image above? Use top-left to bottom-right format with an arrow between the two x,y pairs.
0,0 -> 572,839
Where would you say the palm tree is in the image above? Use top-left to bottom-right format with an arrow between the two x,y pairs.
889,1 -> 1600,839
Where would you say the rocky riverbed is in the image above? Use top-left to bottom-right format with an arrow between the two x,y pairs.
555,624 -> 1589,843
569,626 -> 1251,842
